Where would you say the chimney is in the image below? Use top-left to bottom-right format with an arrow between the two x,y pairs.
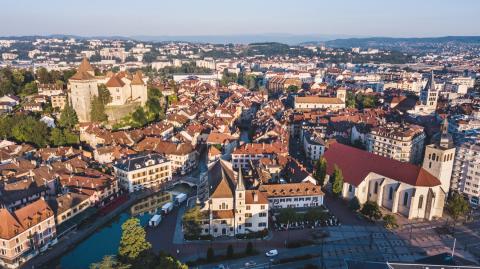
253,191 -> 258,202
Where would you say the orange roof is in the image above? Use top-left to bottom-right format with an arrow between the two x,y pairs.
0,199 -> 54,240
105,75 -> 125,87
245,190 -> 269,204
212,210 -> 234,219
259,182 -> 324,197
210,176 -> 234,198
78,57 -> 94,73
131,71 -> 144,85
296,96 -> 344,105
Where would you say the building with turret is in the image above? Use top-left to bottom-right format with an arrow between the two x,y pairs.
68,58 -> 148,122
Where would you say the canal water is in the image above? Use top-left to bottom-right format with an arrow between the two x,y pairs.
50,184 -> 192,269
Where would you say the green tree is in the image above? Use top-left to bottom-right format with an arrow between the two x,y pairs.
90,255 -> 130,269
383,214 -> 398,229
63,129 -> 79,144
277,208 -> 297,227
346,91 -> 356,108
167,94 -> 178,105
50,128 -> 66,146
182,206 -> 203,239
220,69 -> 237,86
59,102 -> 79,130
348,197 -> 361,212
11,116 -> 49,147
305,207 -> 328,224
154,252 -> 188,269
245,242 -> 254,255
226,244 -> 234,258
331,166 -> 344,197
446,192 -> 470,224
206,247 -> 214,262
314,158 -> 327,186
118,218 -> 152,262
0,116 -> 15,138
148,87 -> 163,99
98,84 -> 112,105
146,97 -> 162,119
360,201 -> 382,221
21,81 -> 38,96
131,107 -> 148,127
286,85 -> 299,93
90,96 -> 108,122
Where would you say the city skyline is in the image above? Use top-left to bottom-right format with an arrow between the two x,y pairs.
2,0 -> 480,39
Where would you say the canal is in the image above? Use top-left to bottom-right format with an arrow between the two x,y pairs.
48,184 -> 193,269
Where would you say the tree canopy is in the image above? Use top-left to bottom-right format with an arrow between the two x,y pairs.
314,158 -> 327,186
118,218 -> 152,262
331,165 -> 344,197
360,201 -> 382,221
446,192 -> 470,222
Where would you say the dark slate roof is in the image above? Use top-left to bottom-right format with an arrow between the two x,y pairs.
113,153 -> 169,172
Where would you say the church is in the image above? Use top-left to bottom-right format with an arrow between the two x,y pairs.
68,58 -> 148,122
324,120 -> 455,220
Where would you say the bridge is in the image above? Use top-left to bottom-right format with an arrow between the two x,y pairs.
170,176 -> 199,187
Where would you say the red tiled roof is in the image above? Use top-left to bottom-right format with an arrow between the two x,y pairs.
105,75 -> 125,88
323,142 -> 440,187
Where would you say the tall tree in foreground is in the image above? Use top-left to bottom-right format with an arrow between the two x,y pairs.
90,95 -> 108,122
331,165 -> 344,197
446,192 -> 470,228
314,158 -> 327,186
118,218 -> 152,262
58,102 -> 79,129
90,256 -> 130,269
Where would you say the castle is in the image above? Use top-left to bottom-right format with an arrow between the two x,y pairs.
68,58 -> 148,122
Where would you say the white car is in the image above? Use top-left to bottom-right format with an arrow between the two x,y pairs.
265,249 -> 278,257
244,261 -> 256,267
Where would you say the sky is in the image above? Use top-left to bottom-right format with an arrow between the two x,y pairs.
2,0 -> 480,38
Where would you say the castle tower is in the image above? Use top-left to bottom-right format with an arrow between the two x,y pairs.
422,119 -> 455,192
235,169 -> 246,235
130,71 -> 148,105
68,57 -> 99,122
336,87 -> 346,103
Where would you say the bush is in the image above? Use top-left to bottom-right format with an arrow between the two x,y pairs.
348,197 -> 361,212
383,214 -> 399,229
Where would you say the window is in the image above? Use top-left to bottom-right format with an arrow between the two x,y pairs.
259,212 -> 267,217
403,192 -> 409,206
418,195 -> 424,209
374,182 -> 378,194
246,205 -> 251,210
388,187 -> 393,200
245,223 -> 252,227
258,222 -> 267,227
348,185 -> 353,192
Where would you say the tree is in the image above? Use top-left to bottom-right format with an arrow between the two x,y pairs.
58,102 -> 78,130
220,69 -> 237,86
331,166 -> 344,197
182,206 -> 202,239
446,192 -> 470,225
287,85 -> 299,93
314,158 -> 327,186
383,214 -> 398,229
131,107 -> 148,127
206,247 -> 214,262
90,96 -> 108,122
226,244 -> 234,258
11,116 -> 49,147
90,256 -> 130,269
154,252 -> 188,269
360,201 -> 382,221
277,208 -> 297,227
50,128 -> 66,146
118,218 -> 152,262
146,97 -> 162,119
245,242 -> 254,255
305,207 -> 328,224
348,197 -> 361,212
346,91 -> 356,108
98,84 -> 112,105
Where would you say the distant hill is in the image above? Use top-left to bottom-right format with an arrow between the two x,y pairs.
323,36 -> 480,49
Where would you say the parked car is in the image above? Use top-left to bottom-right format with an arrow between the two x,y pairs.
265,249 -> 278,257
245,261 -> 256,267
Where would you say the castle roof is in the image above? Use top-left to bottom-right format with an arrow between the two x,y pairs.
131,71 -> 144,85
105,75 -> 125,87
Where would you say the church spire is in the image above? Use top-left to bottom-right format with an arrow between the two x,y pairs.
236,169 -> 245,191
